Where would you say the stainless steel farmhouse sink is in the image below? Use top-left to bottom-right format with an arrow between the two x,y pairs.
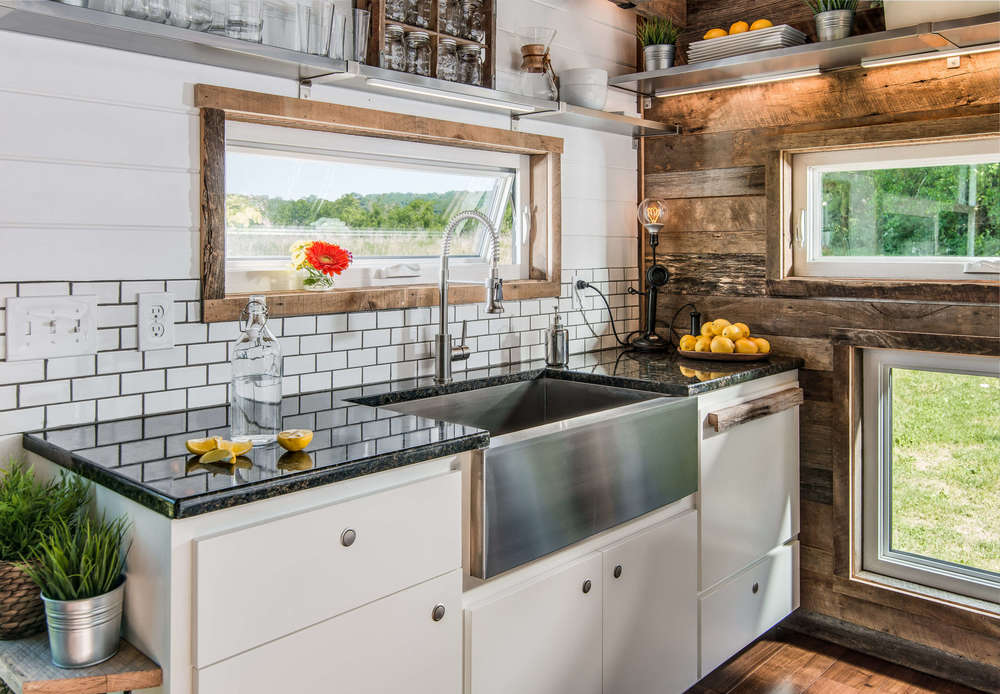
380,377 -> 698,579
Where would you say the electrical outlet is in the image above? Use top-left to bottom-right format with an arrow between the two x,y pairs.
6,295 -> 98,361
138,292 -> 175,351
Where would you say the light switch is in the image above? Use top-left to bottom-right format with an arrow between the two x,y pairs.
138,292 -> 176,351
6,295 -> 98,361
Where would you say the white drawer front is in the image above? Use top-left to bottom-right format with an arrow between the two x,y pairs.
195,570 -> 462,694
699,542 -> 799,677
194,471 -> 460,667
700,405 -> 799,589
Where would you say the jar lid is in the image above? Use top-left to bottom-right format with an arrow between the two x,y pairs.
406,31 -> 431,42
458,43 -> 481,55
439,37 -> 458,47
385,24 -> 404,35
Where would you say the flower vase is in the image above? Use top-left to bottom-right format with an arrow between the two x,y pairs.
302,272 -> 336,291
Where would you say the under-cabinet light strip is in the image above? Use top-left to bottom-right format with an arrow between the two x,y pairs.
860,43 -> 1000,68
654,68 -> 822,98
365,78 -> 538,113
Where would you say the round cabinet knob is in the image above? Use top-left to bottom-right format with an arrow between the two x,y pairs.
431,604 -> 446,622
613,565 -> 623,579
341,528 -> 357,547
582,579 -> 592,594
752,582 -> 760,594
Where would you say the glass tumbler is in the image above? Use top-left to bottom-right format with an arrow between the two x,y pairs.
262,0 -> 297,49
123,0 -> 148,18
328,11 -> 347,59
169,0 -> 212,28
298,0 -> 334,55
226,0 -> 264,42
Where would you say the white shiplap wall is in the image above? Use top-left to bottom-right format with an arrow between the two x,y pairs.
0,0 -> 640,438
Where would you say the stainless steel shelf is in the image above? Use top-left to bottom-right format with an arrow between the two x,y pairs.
609,12 -> 1000,97
0,0 -> 347,80
513,101 -> 675,137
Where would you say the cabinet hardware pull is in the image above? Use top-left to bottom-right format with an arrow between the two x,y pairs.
432,604 -> 446,622
582,579 -> 592,594
613,564 -> 622,579
752,582 -> 759,594
340,528 -> 357,547
707,387 -> 803,433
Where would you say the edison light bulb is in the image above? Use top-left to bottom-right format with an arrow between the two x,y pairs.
637,198 -> 665,236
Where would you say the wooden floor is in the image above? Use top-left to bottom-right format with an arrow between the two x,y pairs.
687,627 -> 982,694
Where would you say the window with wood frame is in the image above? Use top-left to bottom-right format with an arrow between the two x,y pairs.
197,85 -> 563,322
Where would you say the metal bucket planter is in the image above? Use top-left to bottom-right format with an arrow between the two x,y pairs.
41,577 -> 125,668
815,10 -> 854,42
643,44 -> 675,71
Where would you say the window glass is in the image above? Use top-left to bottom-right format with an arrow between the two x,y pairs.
889,367 -> 1000,574
225,148 -> 516,263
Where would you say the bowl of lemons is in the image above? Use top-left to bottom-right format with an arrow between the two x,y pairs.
677,319 -> 771,361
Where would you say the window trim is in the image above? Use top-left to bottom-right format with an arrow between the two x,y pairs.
196,84 -> 563,322
860,347 -> 1000,606
790,138 -> 1000,281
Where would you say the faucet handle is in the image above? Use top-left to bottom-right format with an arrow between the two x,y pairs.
450,320 -> 470,362
459,319 -> 467,346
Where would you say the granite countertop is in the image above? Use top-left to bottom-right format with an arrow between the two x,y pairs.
22,348 -> 801,519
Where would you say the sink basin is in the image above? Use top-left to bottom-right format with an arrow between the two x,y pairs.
379,375 -> 698,579
383,377 -> 664,436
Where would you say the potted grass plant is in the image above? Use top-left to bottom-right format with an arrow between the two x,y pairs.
21,514 -> 131,667
0,462 -> 89,640
805,0 -> 858,41
637,16 -> 681,71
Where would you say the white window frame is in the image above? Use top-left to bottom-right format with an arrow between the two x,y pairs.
862,348 -> 1000,605
223,121 -> 531,293
791,137 -> 1000,280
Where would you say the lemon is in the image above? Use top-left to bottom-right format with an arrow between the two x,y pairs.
679,334 -> 697,351
200,448 -> 235,465
679,366 -> 697,378
721,324 -> 745,341
694,335 -> 713,352
710,318 -> 731,336
700,322 -> 715,338
277,429 -> 314,451
278,450 -> 314,471
733,322 -> 750,338
749,19 -> 773,31
703,27 -> 727,40
735,338 -> 759,354
728,21 -> 749,34
751,337 -> 771,354
711,336 -> 735,353
186,436 -> 222,455
218,439 -> 253,456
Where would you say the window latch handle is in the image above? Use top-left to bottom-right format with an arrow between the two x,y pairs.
796,209 -> 806,248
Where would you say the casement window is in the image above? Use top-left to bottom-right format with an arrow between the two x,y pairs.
790,137 -> 1000,280
861,348 -> 1000,604
224,121 -> 530,293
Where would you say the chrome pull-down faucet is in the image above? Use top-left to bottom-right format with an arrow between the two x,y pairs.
434,210 -> 504,384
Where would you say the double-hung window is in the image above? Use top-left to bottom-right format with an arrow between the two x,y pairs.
224,121 -> 529,293
791,137 -> 1000,280
862,348 -> 1000,605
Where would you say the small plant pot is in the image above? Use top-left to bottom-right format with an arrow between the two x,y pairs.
0,560 -> 47,640
41,577 -> 125,668
814,10 -> 854,42
643,44 -> 675,71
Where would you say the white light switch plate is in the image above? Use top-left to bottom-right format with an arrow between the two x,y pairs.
138,292 -> 175,351
6,295 -> 98,361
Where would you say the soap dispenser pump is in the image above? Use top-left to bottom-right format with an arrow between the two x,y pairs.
545,306 -> 569,367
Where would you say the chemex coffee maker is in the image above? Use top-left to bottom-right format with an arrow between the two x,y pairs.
517,26 -> 558,101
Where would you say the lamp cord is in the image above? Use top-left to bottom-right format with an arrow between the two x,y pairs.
667,302 -> 697,348
576,280 -> 639,347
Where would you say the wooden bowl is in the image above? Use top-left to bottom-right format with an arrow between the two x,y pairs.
676,350 -> 769,362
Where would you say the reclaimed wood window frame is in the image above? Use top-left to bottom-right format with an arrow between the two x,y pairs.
196,84 -> 563,322
766,117 -> 999,304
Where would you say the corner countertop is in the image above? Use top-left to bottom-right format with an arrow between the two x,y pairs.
22,348 -> 801,519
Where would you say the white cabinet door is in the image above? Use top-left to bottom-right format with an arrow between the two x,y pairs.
196,569 -> 462,694
603,511 -> 698,694
700,405 -> 799,590
465,553 -> 603,694
700,542 -> 799,677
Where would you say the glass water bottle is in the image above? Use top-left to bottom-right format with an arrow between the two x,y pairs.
230,296 -> 282,444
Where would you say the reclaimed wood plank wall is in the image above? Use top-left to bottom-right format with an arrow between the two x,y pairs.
642,51 -> 1000,665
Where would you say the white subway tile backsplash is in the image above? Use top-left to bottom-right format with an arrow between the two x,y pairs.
121,327 -> 138,350
167,366 -> 205,390
316,351 -> 347,372
97,350 -> 143,374
98,304 -> 137,328
47,355 -> 96,380
0,284 -> 17,308
0,385 -> 15,410
20,380 -> 71,407
300,371 -> 332,393
348,312 -> 377,331
18,283 -> 70,297
175,322 -> 208,345
97,395 -> 143,420
334,331 -> 363,351
144,389 -> 187,414
73,375 -> 119,401
144,346 -> 187,369
120,281 -> 165,303
97,328 -> 120,351
208,321 -> 238,343
317,314 -> 347,333
72,282 -> 120,303
187,342 -> 226,365
0,406 -> 44,435
207,363 -> 230,385
122,369 -> 165,394
0,360 -> 45,385
300,334 -> 332,354
347,348 -> 377,368
46,400 -> 96,427
283,316 -> 317,335
363,329 -> 391,348
284,354 -> 315,375
167,279 -> 199,301
188,384 -> 227,408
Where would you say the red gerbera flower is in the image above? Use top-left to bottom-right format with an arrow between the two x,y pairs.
305,242 -> 353,277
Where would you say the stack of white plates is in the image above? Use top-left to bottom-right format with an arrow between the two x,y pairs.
687,25 -> 808,64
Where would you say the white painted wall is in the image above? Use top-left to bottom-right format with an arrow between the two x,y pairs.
0,0 -> 640,437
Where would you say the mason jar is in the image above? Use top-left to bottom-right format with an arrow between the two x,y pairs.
461,0 -> 484,42
406,0 -> 430,28
385,0 -> 405,22
405,31 -> 431,76
384,24 -> 406,72
439,0 -> 462,36
457,43 -> 482,86
437,38 -> 459,81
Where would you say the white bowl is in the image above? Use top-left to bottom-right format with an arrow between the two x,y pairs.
559,68 -> 608,110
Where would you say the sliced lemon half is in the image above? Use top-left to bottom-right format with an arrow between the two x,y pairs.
199,448 -> 236,465
186,436 -> 223,455
277,429 -> 314,452
218,439 -> 254,456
